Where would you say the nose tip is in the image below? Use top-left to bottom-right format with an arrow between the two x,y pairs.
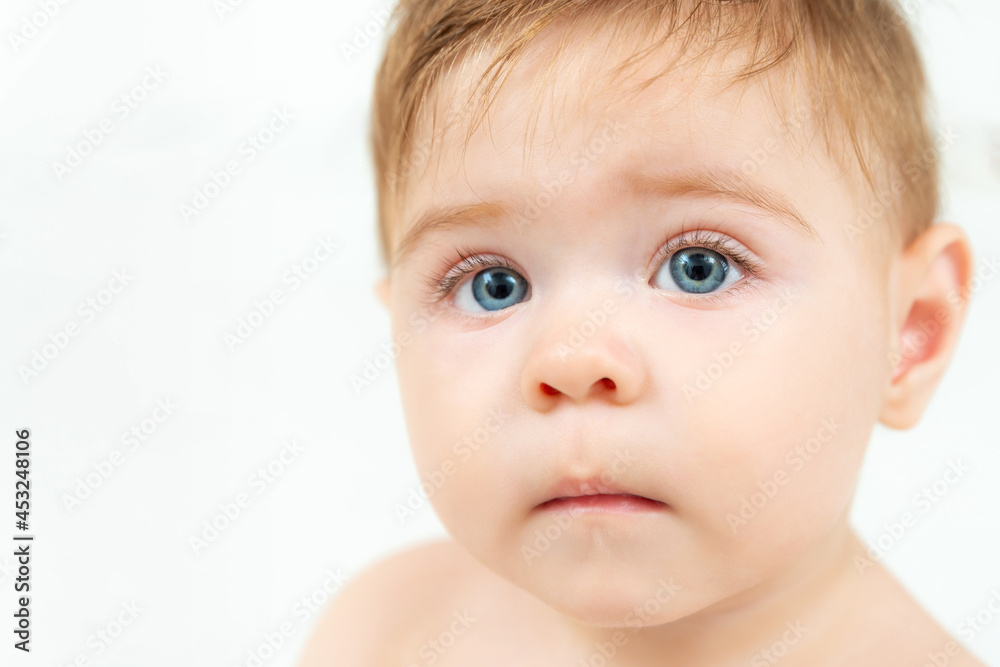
525,339 -> 642,408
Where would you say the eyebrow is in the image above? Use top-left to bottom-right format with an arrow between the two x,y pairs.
390,165 -> 817,269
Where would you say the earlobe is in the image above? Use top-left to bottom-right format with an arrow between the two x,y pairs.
375,277 -> 391,310
880,222 -> 974,430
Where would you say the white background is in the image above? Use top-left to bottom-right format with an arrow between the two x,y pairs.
0,0 -> 998,665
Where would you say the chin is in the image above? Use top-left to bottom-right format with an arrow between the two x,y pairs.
540,585 -> 698,629
514,554 -> 694,628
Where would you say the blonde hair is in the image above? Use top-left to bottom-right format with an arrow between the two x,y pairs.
370,0 -> 941,270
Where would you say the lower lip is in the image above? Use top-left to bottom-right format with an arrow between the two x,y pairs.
537,494 -> 668,514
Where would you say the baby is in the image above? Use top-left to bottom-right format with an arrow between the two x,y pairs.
300,0 -> 984,665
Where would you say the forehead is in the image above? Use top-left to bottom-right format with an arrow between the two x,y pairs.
391,19 -> 861,265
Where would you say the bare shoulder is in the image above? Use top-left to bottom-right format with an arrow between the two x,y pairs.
845,560 -> 989,667
295,539 -> 478,667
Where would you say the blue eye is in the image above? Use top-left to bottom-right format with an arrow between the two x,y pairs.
455,266 -> 529,312
658,247 -> 741,294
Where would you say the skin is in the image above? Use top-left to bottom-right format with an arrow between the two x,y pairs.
299,19 -> 982,667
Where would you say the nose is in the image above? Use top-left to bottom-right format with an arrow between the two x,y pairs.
520,322 -> 645,409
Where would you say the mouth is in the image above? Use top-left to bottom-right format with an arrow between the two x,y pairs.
535,477 -> 669,514
536,493 -> 668,514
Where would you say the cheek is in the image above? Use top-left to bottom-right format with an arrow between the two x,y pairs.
667,285 -> 886,572
393,317 -> 521,535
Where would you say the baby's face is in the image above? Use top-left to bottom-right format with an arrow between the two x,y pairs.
381,28 -> 896,626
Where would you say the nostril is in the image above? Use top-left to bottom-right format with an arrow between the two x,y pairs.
540,382 -> 559,396
601,378 -> 616,390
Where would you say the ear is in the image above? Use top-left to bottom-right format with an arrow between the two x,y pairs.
880,222 -> 975,429
375,276 -> 391,311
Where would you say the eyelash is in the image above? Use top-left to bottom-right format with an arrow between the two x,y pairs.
420,228 -> 764,308
420,248 -> 519,305
649,228 -> 765,305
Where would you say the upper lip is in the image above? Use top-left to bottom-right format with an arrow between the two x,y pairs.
537,476 -> 665,507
